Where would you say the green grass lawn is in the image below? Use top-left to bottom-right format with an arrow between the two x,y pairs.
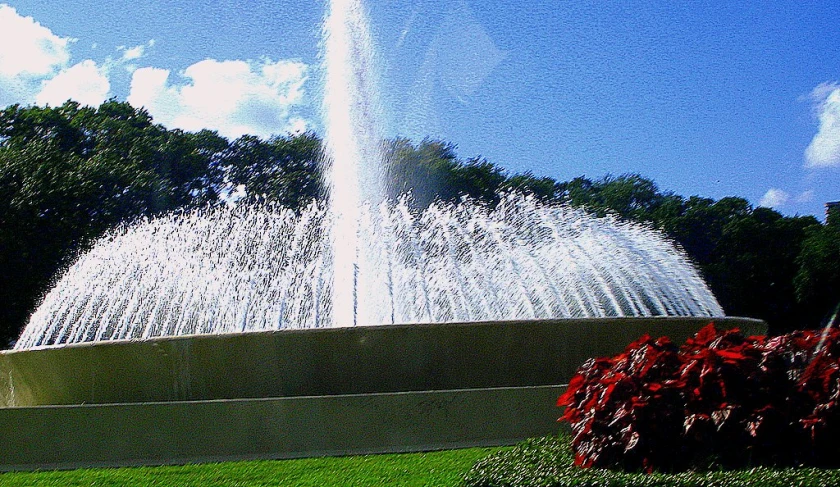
6,436 -> 840,487
0,447 -> 500,487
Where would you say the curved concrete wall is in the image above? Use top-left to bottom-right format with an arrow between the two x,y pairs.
0,317 -> 767,471
0,385 -> 566,471
1,317 -> 765,407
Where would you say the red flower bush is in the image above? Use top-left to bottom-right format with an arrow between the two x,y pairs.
558,324 -> 840,472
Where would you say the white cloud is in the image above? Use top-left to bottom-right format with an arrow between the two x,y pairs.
0,5 -> 70,77
128,58 -> 309,139
805,82 -> 840,168
0,4 -> 73,105
0,7 -> 309,135
119,39 -> 154,62
122,46 -> 145,61
759,188 -> 790,208
118,40 -> 155,74
35,60 -> 111,107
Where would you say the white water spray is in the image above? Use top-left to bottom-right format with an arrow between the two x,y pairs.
322,0 -> 387,326
13,0 -> 725,350
17,197 -> 723,349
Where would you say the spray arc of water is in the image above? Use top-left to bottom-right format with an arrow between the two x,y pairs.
16,195 -> 724,349
13,0 -> 725,350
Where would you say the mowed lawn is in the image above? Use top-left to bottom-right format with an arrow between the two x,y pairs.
0,447 -> 501,487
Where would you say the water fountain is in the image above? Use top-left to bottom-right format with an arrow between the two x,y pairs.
15,196 -> 725,348
0,0 -> 764,471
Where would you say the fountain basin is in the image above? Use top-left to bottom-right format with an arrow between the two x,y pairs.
0,317 -> 764,471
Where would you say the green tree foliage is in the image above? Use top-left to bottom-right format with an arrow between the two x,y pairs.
384,138 -> 515,208
225,132 -> 324,208
795,215 -> 840,326
0,102 -> 220,344
501,172 -> 562,201
384,138 -> 461,208
703,207 -> 818,330
560,174 -> 675,222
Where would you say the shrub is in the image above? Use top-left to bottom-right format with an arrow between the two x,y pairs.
557,324 -> 840,472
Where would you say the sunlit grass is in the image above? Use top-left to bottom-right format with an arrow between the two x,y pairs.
0,447 -> 500,487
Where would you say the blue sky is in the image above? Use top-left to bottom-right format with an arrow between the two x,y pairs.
1,0 -> 839,219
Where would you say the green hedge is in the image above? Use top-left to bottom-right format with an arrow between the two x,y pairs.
462,435 -> 840,487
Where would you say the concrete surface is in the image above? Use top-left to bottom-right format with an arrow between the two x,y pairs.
0,317 -> 765,407
0,385 -> 564,471
0,317 -> 766,471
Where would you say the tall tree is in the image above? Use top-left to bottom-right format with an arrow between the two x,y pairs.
795,216 -> 840,326
559,174 -> 671,221
0,101 -> 229,344
384,138 -> 461,208
225,132 -> 324,208
384,138 -> 518,208
501,172 -> 562,201
702,206 -> 819,331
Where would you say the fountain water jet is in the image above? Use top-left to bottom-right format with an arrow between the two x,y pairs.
0,0 -> 756,471
8,0 -> 724,350
16,195 -> 724,348
321,0 -> 387,327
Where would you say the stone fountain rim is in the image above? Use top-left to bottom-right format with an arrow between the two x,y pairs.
3,315 -> 760,354
0,315 -> 766,470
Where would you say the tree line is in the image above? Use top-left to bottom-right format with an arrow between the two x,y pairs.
1,101 -> 837,345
